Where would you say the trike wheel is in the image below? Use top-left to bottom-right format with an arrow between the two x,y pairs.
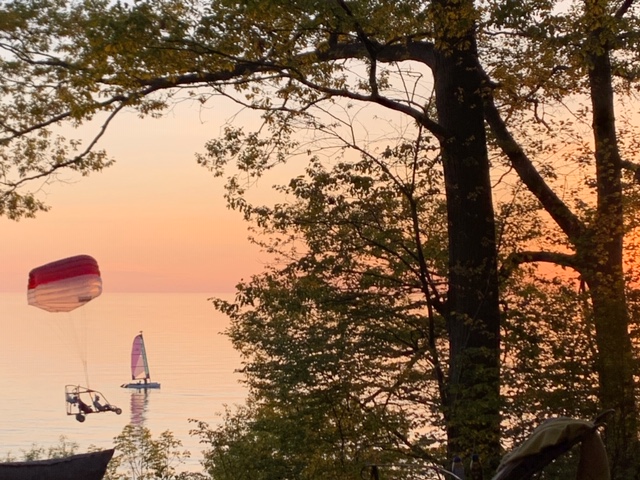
115,408 -> 122,415
75,414 -> 85,423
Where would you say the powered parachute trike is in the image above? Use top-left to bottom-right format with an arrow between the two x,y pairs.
28,255 -> 121,422
65,385 -> 122,422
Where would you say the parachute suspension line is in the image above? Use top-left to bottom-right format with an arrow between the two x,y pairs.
77,307 -> 91,388
74,307 -> 92,388
82,357 -> 90,389
43,311 -> 91,388
63,310 -> 91,389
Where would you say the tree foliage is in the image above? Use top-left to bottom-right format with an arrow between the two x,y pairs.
104,424 -> 198,480
201,126 -> 621,479
0,435 -> 79,462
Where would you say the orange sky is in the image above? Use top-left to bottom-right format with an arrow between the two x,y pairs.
0,101 -> 273,293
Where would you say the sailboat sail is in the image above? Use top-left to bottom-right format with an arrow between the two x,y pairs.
121,332 -> 160,389
131,334 -> 150,380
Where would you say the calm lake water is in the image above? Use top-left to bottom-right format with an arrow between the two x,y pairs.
0,292 -> 247,471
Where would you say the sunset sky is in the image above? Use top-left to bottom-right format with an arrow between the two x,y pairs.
0,99 -> 276,293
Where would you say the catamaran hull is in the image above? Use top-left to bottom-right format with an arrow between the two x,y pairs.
121,382 -> 161,389
0,449 -> 114,480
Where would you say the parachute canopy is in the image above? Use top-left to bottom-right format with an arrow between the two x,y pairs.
28,255 -> 102,312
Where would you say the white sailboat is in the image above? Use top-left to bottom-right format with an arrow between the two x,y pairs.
121,332 -> 161,389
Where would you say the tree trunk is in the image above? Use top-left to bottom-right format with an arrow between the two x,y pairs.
482,1 -> 640,475
585,272 -> 639,479
584,25 -> 640,478
431,3 -> 502,470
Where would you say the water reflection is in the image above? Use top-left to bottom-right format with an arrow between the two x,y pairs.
130,390 -> 149,425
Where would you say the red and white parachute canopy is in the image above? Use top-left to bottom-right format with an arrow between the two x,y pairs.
27,255 -> 102,312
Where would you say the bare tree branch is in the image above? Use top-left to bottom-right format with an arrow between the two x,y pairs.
483,93 -> 586,243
